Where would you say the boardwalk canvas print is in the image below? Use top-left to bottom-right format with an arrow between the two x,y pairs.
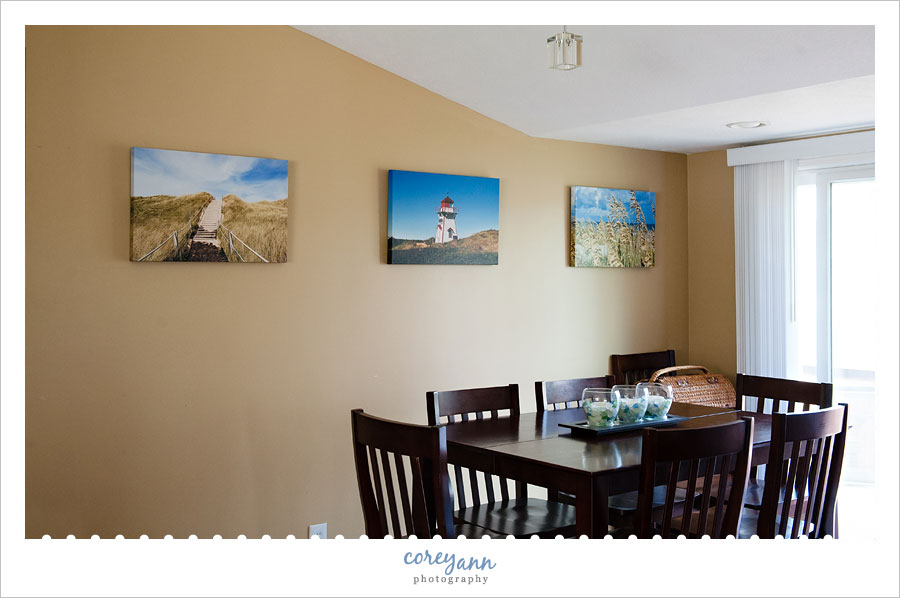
570,186 -> 656,268
388,170 -> 499,265
130,147 -> 288,262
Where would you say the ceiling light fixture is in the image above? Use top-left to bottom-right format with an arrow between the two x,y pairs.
547,26 -> 582,70
726,121 -> 769,129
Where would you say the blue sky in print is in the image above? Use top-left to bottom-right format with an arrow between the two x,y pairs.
572,186 -> 655,227
132,147 -> 288,203
388,170 -> 499,240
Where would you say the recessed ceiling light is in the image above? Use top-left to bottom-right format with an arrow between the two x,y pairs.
726,121 -> 769,129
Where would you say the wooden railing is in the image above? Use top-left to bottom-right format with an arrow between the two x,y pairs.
137,225 -> 189,261
218,223 -> 269,263
135,204 -> 206,262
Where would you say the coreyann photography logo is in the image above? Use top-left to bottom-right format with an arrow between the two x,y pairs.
403,549 -> 496,586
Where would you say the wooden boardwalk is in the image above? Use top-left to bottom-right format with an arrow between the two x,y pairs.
192,198 -> 223,247
186,198 -> 227,261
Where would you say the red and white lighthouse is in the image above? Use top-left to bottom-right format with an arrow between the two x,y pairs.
434,195 -> 459,244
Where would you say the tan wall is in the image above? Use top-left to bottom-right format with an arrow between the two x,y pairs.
686,150 -> 736,380
25,26 -> 689,538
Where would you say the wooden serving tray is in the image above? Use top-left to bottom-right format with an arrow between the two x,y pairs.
558,414 -> 688,437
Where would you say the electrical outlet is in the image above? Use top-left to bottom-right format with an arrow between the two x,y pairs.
309,523 -> 327,539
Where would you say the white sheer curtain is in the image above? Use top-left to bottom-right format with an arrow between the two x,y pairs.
729,131 -> 874,382
733,160 -> 792,379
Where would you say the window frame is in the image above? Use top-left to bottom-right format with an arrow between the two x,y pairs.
791,162 -> 875,383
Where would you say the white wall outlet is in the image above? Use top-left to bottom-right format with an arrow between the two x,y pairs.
309,523 -> 327,539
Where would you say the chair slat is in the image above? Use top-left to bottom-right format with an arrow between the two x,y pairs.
352,438 -> 380,536
468,468 -> 480,507
712,454 -> 730,537
696,456 -> 717,537
484,471 -> 496,504
802,437 -> 824,536
409,456 -> 432,536
779,440 -> 803,536
681,459 -> 700,536
393,452 -> 413,537
515,480 -> 528,500
809,436 -> 833,533
789,441 -> 813,538
453,465 -> 467,510
368,446 -> 389,535
799,438 -> 821,537
379,449 -> 402,537
661,461 -> 680,537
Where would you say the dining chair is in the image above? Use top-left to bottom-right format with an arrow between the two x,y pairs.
737,373 -> 833,415
351,408 -> 500,539
634,417 -> 755,539
533,375 -> 614,505
610,350 -> 676,385
736,373 -> 833,509
534,375 -> 614,412
740,404 -> 848,539
533,374 -> 691,532
426,384 -> 577,538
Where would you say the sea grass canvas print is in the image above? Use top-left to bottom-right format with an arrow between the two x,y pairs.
388,170 -> 499,265
570,186 -> 656,268
130,147 -> 288,262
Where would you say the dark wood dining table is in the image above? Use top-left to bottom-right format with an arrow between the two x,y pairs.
443,402 -> 773,538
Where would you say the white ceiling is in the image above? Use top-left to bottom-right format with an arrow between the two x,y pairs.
294,26 -> 875,154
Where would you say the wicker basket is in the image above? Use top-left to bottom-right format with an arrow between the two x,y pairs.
649,365 -> 736,408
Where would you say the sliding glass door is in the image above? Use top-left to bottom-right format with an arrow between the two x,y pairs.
788,161 -> 876,537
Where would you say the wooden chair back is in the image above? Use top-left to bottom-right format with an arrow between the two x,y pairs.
427,384 -> 520,423
635,417 -> 754,539
534,375 -> 614,412
736,373 -> 833,414
756,404 -> 848,538
426,384 -> 522,508
351,408 -> 455,539
610,350 -> 676,385
737,374 -> 834,483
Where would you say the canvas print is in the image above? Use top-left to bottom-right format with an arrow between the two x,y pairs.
130,147 -> 288,262
388,170 -> 500,265
570,186 -> 656,268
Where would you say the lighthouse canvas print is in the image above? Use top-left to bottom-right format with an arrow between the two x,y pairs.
570,186 -> 656,268
387,170 -> 500,265
130,147 -> 288,262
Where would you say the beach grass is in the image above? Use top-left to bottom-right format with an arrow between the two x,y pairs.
218,194 -> 288,263
130,192 -> 212,261
571,193 -> 654,268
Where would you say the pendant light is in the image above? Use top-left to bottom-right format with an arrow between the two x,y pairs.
547,26 -> 582,70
